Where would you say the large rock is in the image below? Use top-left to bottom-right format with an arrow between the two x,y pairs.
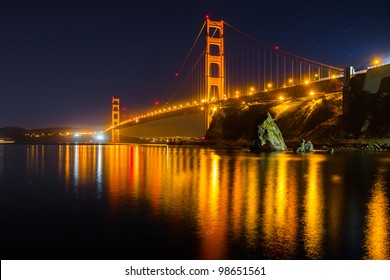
250,112 -> 287,152
294,139 -> 314,153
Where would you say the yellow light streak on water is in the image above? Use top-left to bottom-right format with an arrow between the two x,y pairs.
262,154 -> 299,259
245,159 -> 260,249
303,154 -> 325,259
364,167 -> 390,260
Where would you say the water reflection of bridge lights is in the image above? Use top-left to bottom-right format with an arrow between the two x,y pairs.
364,166 -> 389,260
304,154 -> 326,259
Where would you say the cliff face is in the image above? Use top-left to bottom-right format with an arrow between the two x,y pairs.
206,91 -> 343,145
341,76 -> 390,139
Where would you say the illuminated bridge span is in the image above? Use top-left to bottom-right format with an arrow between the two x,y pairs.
106,18 -> 343,142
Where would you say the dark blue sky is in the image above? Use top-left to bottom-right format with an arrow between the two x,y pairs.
1,0 -> 389,129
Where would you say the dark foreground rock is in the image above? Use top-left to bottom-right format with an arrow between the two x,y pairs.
250,112 -> 287,152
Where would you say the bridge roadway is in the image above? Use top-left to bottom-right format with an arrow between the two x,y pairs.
108,76 -> 343,131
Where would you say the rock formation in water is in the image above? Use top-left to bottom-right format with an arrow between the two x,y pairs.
293,139 -> 314,153
250,112 -> 287,152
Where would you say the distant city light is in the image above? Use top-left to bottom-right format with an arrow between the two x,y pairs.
93,133 -> 106,141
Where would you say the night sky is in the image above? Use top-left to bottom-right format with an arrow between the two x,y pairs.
1,0 -> 389,129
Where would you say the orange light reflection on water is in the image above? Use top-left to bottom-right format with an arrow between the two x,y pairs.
245,159 -> 260,249
303,154 -> 325,259
106,145 -> 133,214
64,145 -> 70,188
41,144 -> 389,259
263,154 -> 299,259
231,157 -> 243,238
364,166 -> 390,260
26,145 -> 42,178
197,152 -> 228,259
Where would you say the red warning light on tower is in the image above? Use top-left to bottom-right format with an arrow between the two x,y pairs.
155,101 -> 159,105
274,45 -> 280,50
205,14 -> 210,19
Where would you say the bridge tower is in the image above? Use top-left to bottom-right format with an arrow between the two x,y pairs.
205,18 -> 225,130
111,96 -> 120,143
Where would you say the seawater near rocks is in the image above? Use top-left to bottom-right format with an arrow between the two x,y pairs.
250,112 -> 287,152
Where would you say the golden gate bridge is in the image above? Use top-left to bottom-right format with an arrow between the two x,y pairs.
106,17 -> 343,142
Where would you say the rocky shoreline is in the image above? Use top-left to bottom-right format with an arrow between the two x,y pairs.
317,142 -> 390,152
196,138 -> 390,153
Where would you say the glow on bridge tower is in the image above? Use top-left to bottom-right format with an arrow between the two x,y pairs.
205,18 -> 225,129
111,96 -> 120,143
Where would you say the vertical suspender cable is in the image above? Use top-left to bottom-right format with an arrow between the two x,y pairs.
263,48 -> 266,91
283,56 -> 286,86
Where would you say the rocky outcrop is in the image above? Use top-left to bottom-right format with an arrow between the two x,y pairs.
206,92 -> 343,144
340,75 -> 390,139
294,139 -> 314,153
205,88 -> 389,146
250,112 -> 287,152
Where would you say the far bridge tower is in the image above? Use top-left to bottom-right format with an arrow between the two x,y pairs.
111,96 -> 120,143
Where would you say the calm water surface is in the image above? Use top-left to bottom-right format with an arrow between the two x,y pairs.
0,144 -> 389,260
